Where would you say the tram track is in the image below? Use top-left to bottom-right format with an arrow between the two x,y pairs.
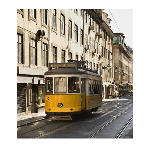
88,103 -> 133,138
17,99 -> 132,138
17,119 -> 53,136
38,100 -> 133,138
115,115 -> 133,138
17,101 -> 120,136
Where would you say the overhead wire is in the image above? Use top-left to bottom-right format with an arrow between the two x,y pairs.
109,9 -> 121,33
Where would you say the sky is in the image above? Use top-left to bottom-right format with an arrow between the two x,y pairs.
104,9 -> 133,49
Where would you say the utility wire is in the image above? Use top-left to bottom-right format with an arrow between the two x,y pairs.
109,9 -> 121,33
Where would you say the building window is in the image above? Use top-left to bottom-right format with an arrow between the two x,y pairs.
94,63 -> 95,70
62,50 -> 65,63
104,47 -> 105,58
96,23 -> 97,32
99,24 -> 101,33
86,61 -> 88,68
17,33 -> 23,64
85,34 -> 88,48
89,14 -> 91,26
92,39 -> 94,51
29,9 -> 36,19
90,62 -> 92,70
85,10 -> 87,23
106,49 -> 107,59
52,9 -> 56,29
80,9 -> 82,16
80,29 -> 83,45
81,56 -> 83,62
93,17 -> 94,30
53,46 -> 57,63
68,52 -> 72,60
68,20 -> 72,39
76,55 -> 78,61
41,9 -> 47,25
61,14 -> 65,35
102,46 -> 103,57
108,50 -> 109,60
89,37 -> 91,50
30,39 -> 37,65
98,44 -> 100,54
42,43 -> 48,67
95,42 -> 97,53
75,24 -> 78,42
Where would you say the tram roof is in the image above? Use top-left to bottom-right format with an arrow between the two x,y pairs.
44,62 -> 101,77
44,68 -> 101,77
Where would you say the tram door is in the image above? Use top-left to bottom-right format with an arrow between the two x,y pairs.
81,78 -> 86,110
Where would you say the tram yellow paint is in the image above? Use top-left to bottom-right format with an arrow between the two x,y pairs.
86,95 -> 102,110
45,94 -> 83,112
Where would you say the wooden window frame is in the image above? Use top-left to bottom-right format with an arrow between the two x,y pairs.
75,24 -> 78,42
68,20 -> 72,39
53,46 -> 57,63
42,43 -> 48,67
52,9 -> 57,30
61,14 -> 65,35
41,9 -> 47,26
62,50 -> 65,63
30,38 -> 37,66
17,33 -> 23,64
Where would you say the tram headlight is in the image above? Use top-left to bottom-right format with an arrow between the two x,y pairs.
58,103 -> 63,108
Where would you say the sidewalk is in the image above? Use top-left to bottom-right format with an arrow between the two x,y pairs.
17,112 -> 46,122
103,96 -> 133,101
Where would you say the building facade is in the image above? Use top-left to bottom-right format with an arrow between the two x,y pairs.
113,33 -> 133,95
17,9 -> 50,115
17,9 -> 133,116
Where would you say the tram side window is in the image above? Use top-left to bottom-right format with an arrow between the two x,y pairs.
55,77 -> 67,93
68,77 -> 80,93
97,81 -> 100,94
100,81 -> 102,94
46,78 -> 53,93
93,80 -> 96,94
89,79 -> 94,94
95,81 -> 98,94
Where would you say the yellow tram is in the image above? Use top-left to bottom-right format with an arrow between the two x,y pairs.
44,61 -> 102,119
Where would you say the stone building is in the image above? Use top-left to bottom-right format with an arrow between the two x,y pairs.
17,9 -> 116,115
17,9 -> 50,115
83,9 -> 114,99
113,33 -> 133,95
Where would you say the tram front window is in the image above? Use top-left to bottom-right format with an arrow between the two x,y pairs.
68,77 -> 80,93
46,78 -> 53,93
54,77 -> 67,93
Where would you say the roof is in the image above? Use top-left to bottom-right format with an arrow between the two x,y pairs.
44,68 -> 86,75
44,68 -> 101,77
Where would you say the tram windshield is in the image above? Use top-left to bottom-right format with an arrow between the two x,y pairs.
68,77 -> 80,93
54,77 -> 67,93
